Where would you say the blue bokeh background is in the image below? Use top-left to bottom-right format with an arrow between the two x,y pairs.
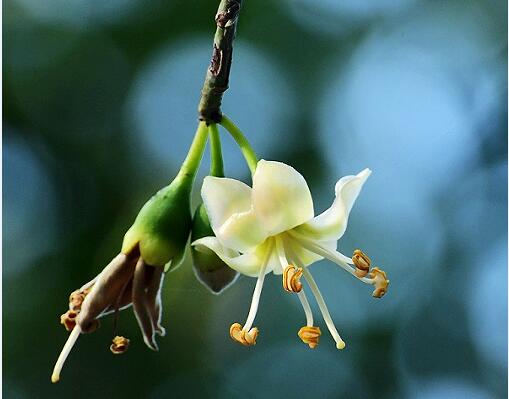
3,0 -> 508,398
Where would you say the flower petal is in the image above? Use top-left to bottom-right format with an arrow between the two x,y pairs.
192,237 -> 275,277
201,176 -> 252,231
132,258 -> 158,351
78,253 -> 136,331
202,176 -> 268,252
294,168 -> 371,241
216,209 -> 268,253
252,160 -> 314,235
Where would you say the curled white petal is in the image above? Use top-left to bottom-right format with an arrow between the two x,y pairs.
252,160 -> 314,236
294,168 -> 371,241
201,176 -> 252,230
192,236 -> 275,277
217,209 -> 268,253
202,176 -> 268,252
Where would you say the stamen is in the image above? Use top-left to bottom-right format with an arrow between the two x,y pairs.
369,267 -> 389,298
242,241 -> 272,332
298,326 -> 321,349
230,323 -> 259,346
276,236 -> 303,293
67,280 -> 96,316
283,265 -> 303,293
230,241 -> 273,346
289,233 -> 373,284
110,336 -> 130,354
112,278 -> 132,337
278,236 -> 316,331
297,290 -> 314,327
60,310 -> 79,332
51,325 -> 82,383
352,249 -> 371,277
69,291 -> 86,311
292,235 -> 389,298
301,267 -> 346,350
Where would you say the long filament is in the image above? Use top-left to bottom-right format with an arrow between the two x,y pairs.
51,325 -> 82,383
301,267 -> 345,349
289,231 -> 372,284
243,241 -> 273,331
277,236 -> 314,327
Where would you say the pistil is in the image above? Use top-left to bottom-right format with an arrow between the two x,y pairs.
51,325 -> 82,383
301,267 -> 346,350
229,240 -> 273,346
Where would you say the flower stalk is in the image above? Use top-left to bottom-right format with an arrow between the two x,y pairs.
208,124 -> 224,177
175,121 -> 210,185
220,115 -> 258,175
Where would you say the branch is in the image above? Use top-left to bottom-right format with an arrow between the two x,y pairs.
198,0 -> 242,124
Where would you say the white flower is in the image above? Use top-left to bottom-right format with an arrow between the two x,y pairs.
192,160 -> 389,349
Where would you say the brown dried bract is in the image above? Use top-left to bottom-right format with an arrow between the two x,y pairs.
229,323 -> 258,346
298,326 -> 321,349
283,265 -> 303,293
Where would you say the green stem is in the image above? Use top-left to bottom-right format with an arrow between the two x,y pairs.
208,124 -> 225,177
176,121 -> 209,184
220,115 -> 258,175
198,0 -> 242,123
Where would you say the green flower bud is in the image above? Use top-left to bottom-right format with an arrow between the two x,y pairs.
122,175 -> 193,267
191,204 -> 238,294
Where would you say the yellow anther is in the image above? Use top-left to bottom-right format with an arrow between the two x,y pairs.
110,336 -> 130,354
283,265 -> 303,293
60,310 -> 78,331
352,249 -> 371,278
298,326 -> 321,349
229,323 -> 259,346
68,285 -> 94,311
68,291 -> 86,311
370,267 -> 389,298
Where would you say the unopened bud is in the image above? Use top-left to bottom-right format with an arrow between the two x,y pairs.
191,204 -> 238,294
122,176 -> 193,267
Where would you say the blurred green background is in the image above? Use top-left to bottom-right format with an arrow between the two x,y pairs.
3,0 -> 508,398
